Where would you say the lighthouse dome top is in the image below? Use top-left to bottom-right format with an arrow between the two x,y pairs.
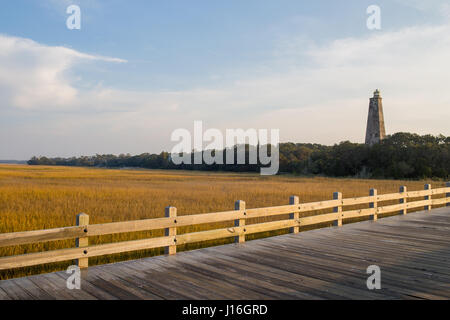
373,89 -> 381,97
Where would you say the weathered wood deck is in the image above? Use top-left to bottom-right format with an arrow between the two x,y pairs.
1,207 -> 449,300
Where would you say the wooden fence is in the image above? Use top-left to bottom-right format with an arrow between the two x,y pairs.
0,183 -> 449,271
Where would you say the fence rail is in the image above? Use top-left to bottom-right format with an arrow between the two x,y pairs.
0,183 -> 449,271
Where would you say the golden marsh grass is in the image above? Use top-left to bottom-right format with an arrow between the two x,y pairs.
0,164 -> 444,279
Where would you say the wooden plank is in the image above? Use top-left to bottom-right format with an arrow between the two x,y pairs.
113,260 -> 192,299
332,192 -> 342,227
175,210 -> 242,226
143,258 -> 237,299
368,216 -> 450,236
0,226 -> 85,248
159,254 -> 299,300
263,230 -> 450,284
221,242 -> 414,299
424,184 -> 432,211
292,232 -> 450,282
54,271 -> 119,300
377,203 -> 405,214
274,211 -> 450,246
87,211 -> 240,236
0,287 -> 11,300
431,187 -> 450,195
447,182 -> 450,207
0,279 -> 34,300
342,196 -> 373,206
399,186 -> 407,215
407,189 -> 431,198
177,219 -> 299,246
253,238 -> 449,299
432,198 -> 448,206
205,246 -> 396,300
289,196 -> 300,234
268,232 -> 444,268
124,260 -> 219,299
82,268 -> 147,300
234,200 -> 246,244
406,200 -> 432,210
245,219 -> 297,234
87,217 -> 172,236
89,265 -> 164,300
369,189 -> 378,221
178,251 -> 312,299
191,250 -> 337,299
76,213 -> 89,269
12,276 -> 55,300
159,256 -> 275,300
398,217 -> 450,229
300,227 -> 450,265
342,208 -> 376,220
377,193 -> 403,202
176,227 -> 241,245
164,207 -> 177,255
299,199 -> 341,213
325,211 -> 449,237
246,204 -> 298,218
24,274 -> 74,300
351,225 -> 450,249
299,222 -> 450,268
393,210 -> 450,221
227,246 -> 411,299
245,200 -> 340,219
298,212 -> 339,226
0,236 -> 173,270
304,228 -> 449,257
39,272 -> 98,300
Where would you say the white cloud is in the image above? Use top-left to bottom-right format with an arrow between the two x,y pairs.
0,34 -> 125,110
441,3 -> 450,18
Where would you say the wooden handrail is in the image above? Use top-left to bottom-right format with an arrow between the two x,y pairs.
0,236 -> 173,270
0,184 -> 449,271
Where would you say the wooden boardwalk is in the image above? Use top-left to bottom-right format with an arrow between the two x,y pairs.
1,207 -> 449,300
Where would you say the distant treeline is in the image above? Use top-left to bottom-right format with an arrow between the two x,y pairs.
28,132 -> 449,179
0,160 -> 27,164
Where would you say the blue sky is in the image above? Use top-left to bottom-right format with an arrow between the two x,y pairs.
1,0 -> 450,159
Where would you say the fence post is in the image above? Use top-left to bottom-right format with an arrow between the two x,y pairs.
235,200 -> 246,243
332,192 -> 342,227
165,206 -> 177,255
369,189 -> 377,221
76,213 -> 89,269
399,186 -> 407,215
424,184 -> 431,211
289,196 -> 300,234
447,182 -> 450,207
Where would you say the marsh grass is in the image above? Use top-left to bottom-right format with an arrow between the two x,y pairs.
0,165 -> 444,279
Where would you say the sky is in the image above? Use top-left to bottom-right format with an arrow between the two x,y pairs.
1,0 -> 449,159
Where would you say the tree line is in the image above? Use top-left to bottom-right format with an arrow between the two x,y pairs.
28,132 -> 449,179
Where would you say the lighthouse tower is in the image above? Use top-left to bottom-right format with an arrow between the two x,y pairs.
365,89 -> 386,145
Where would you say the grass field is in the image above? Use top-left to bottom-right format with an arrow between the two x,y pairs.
0,164 -> 445,280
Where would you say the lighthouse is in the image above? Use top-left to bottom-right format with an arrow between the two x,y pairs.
365,89 -> 386,145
